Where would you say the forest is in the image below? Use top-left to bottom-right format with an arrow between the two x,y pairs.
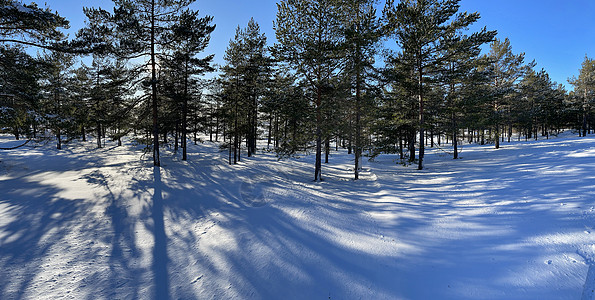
0,0 -> 594,178
3,1 -> 595,299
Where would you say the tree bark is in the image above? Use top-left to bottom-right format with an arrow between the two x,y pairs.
97,122 -> 102,148
182,59 -> 189,161
314,84 -> 322,181
453,113 -> 458,160
408,128 -> 415,162
417,57 -> 425,171
150,0 -> 160,167
324,138 -> 330,164
354,53 -> 362,180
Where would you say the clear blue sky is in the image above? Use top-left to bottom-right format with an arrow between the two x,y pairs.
44,0 -> 595,90
459,0 -> 595,90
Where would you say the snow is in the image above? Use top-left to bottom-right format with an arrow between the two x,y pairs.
2,2 -> 37,14
1,132 -> 595,299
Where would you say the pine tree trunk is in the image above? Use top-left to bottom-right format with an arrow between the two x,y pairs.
56,128 -> 61,150
501,125 -> 505,142
150,0 -> 160,167
409,128 -> 415,162
251,94 -> 258,155
228,128 -> 232,165
274,115 -> 279,150
348,116 -> 353,155
267,114 -> 272,148
215,110 -> 220,142
315,132 -> 322,180
314,85 -> 322,181
209,106 -> 213,143
97,122 -> 102,148
417,58 -> 425,171
325,138 -> 330,164
399,135 -> 404,160
174,123 -> 179,152
234,105 -> 239,164
354,61 -> 362,180
55,89 -> 61,150
431,128 -> 435,148
494,101 -> 500,149
495,125 -> 500,149
583,112 -> 588,137
182,60 -> 189,161
453,113 -> 458,159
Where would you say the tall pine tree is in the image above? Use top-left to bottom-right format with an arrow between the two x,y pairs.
569,55 -> 595,137
275,0 -> 345,181
383,0 -> 494,170
340,0 -> 381,179
482,38 -> 529,148
220,18 -> 270,161
163,9 -> 214,160
82,0 -> 213,166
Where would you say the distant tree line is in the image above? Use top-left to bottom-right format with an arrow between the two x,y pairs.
1,0 -> 594,180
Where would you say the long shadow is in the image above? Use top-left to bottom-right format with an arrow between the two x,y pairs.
82,170 -> 142,300
195,136 -> 595,299
5,135 -> 591,299
0,140 -> 151,299
140,147 -> 410,298
355,137 -> 595,298
0,170 -> 94,299
152,166 -> 169,300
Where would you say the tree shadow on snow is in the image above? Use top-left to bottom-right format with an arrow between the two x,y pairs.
0,141 -> 147,299
3,136 -> 594,299
0,169 -> 96,299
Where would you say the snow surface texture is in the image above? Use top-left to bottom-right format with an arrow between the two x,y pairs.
1,133 -> 594,299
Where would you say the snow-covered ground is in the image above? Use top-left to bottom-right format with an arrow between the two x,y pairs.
1,132 -> 594,299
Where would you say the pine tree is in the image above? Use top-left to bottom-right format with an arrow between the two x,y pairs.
383,0 -> 494,170
275,0 -> 345,181
202,79 -> 223,143
77,55 -> 133,148
162,9 -> 214,160
482,38 -> 530,148
0,45 -> 41,140
220,18 -> 270,161
220,26 -> 247,164
0,0 -> 69,50
340,0 -> 381,179
261,70 -> 312,156
569,55 -> 595,136
377,51 -> 419,162
439,27 -> 494,159
39,50 -> 76,150
82,0 -> 210,166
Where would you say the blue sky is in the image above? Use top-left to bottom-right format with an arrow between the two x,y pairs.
459,0 -> 595,89
46,0 -> 594,90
